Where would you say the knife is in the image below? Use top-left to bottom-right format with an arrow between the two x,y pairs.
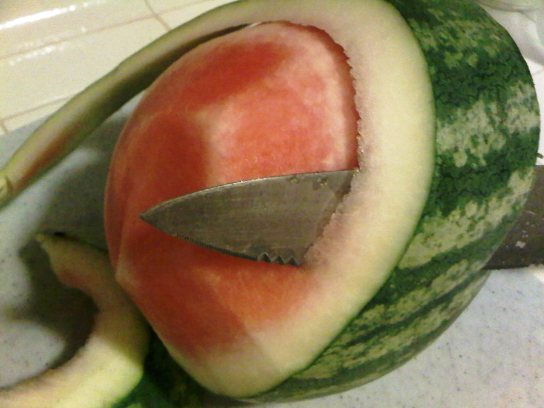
141,166 -> 544,268
141,170 -> 354,265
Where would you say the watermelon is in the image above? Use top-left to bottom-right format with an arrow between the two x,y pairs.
0,234 -> 200,408
0,0 -> 539,403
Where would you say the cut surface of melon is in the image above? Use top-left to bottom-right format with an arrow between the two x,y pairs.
105,0 -> 434,398
0,234 -> 149,408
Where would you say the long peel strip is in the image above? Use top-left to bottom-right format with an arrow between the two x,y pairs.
0,19 -> 242,206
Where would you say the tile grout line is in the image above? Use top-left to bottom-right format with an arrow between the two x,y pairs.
155,13 -> 174,31
146,0 -> 239,33
144,0 -> 172,31
2,96 -> 70,123
0,120 -> 9,134
146,0 -> 207,15
0,13 -> 166,61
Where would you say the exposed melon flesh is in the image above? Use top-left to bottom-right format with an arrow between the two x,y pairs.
108,22 -> 359,365
105,0 -> 433,397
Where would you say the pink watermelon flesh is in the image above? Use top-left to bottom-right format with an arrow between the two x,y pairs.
105,22 -> 358,384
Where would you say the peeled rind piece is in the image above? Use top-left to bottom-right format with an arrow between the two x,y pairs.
0,234 -> 202,407
0,234 -> 149,407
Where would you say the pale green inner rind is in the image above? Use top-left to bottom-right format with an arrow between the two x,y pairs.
112,335 -> 202,408
0,235 -> 149,408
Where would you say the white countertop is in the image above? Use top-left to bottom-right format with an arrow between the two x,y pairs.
0,1 -> 543,407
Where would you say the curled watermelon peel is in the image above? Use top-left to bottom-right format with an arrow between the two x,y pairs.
0,234 -> 200,407
0,0 -> 540,402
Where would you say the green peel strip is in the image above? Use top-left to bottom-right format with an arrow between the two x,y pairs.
0,19 -> 243,206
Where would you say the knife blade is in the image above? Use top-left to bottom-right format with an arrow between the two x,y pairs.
141,166 -> 543,269
141,170 -> 355,265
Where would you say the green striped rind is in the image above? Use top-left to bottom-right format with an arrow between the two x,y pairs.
257,0 -> 539,401
114,336 -> 201,408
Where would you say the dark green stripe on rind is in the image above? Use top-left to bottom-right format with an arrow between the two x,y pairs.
259,202 -> 509,401
393,0 -> 540,218
259,269 -> 489,401
257,0 -> 539,401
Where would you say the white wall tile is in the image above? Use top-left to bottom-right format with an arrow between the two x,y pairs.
147,0 -> 207,14
0,0 -> 153,59
0,18 -> 166,119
